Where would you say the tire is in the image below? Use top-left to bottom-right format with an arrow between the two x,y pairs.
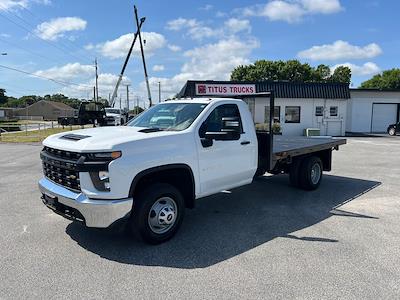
298,156 -> 323,191
130,183 -> 185,244
388,127 -> 396,136
289,158 -> 303,188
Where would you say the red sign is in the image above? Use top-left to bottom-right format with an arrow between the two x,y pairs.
195,83 -> 256,96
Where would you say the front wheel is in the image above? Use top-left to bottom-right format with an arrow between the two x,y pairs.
388,127 -> 396,136
130,183 -> 185,244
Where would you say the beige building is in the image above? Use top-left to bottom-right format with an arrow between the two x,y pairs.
0,107 -> 15,121
13,100 -> 75,120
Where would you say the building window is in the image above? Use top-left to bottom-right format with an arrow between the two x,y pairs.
315,106 -> 324,116
265,106 -> 281,123
285,106 -> 301,123
330,106 -> 338,117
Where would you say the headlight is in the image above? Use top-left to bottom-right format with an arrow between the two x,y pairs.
86,151 -> 122,160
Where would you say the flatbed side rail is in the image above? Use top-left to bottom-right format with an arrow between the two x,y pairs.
273,138 -> 347,162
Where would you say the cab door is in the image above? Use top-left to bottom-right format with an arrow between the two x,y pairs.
196,103 -> 256,197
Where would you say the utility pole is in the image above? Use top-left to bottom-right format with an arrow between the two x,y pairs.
125,84 -> 130,112
158,81 -> 161,103
93,86 -> 96,101
134,5 -> 152,107
95,58 -> 99,102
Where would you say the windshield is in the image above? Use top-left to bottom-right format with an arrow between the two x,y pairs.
128,102 -> 207,131
105,108 -> 121,114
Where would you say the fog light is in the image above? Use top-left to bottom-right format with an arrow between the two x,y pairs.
98,171 -> 109,181
98,171 -> 110,191
104,181 -> 111,190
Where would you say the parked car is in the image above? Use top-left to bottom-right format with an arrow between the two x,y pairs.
387,122 -> 399,136
105,108 -> 126,126
39,98 -> 346,244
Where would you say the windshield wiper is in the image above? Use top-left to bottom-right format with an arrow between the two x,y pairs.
138,127 -> 164,133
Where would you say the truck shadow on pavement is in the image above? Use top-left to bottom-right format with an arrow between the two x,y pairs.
66,174 -> 381,269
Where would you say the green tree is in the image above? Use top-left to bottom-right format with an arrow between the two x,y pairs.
330,66 -> 352,85
230,60 -> 351,84
360,69 -> 400,89
0,88 -> 7,105
130,106 -> 144,115
313,64 -> 331,81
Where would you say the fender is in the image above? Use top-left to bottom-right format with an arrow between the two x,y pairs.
129,163 -> 196,208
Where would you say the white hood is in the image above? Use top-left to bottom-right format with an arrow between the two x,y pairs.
43,126 -> 177,152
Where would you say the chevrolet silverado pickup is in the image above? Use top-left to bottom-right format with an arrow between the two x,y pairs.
39,97 -> 346,244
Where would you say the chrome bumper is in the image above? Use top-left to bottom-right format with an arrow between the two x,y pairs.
38,178 -> 133,228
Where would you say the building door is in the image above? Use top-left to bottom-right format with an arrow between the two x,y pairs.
326,120 -> 342,136
371,104 -> 398,132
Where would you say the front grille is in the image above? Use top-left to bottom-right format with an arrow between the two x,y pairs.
41,147 -> 81,191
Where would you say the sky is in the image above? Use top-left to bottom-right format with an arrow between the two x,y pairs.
0,0 -> 399,108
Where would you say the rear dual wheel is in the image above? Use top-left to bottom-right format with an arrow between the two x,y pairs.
289,156 -> 323,190
388,128 -> 396,136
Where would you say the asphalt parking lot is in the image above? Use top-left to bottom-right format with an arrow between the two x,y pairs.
1,137 -> 400,299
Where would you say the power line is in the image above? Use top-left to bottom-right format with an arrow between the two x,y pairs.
0,63 -> 93,88
0,8 -> 89,64
12,4 -> 94,62
0,36 -> 61,64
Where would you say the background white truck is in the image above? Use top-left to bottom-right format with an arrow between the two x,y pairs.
39,95 -> 346,244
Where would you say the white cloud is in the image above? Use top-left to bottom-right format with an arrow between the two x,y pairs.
60,73 -> 131,99
166,17 -> 221,41
168,44 -> 181,52
166,18 -> 199,31
34,63 -> 94,80
298,40 -> 383,60
301,0 -> 342,14
0,33 -> 11,38
0,0 -> 50,11
35,17 -> 87,41
84,43 -> 94,50
242,0 -> 343,23
224,18 -> 251,33
166,17 -> 251,41
332,62 -> 381,76
145,37 -> 259,97
152,64 -> 165,72
199,4 -> 213,11
96,32 -> 166,59
188,26 -> 220,41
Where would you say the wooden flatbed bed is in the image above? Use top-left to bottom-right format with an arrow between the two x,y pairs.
256,132 -> 347,174
273,136 -> 347,160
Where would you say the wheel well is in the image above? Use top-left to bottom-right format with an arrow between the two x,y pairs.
130,165 -> 196,209
281,149 -> 332,173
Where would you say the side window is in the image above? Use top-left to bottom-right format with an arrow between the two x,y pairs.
330,106 -> 338,117
199,104 -> 242,138
315,106 -> 324,117
285,106 -> 301,123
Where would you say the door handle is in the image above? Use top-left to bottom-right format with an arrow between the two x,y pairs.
241,141 -> 251,145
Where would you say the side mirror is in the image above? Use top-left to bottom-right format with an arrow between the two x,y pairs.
205,117 -> 241,141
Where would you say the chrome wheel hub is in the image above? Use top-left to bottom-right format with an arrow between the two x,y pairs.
311,163 -> 321,185
148,197 -> 177,234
